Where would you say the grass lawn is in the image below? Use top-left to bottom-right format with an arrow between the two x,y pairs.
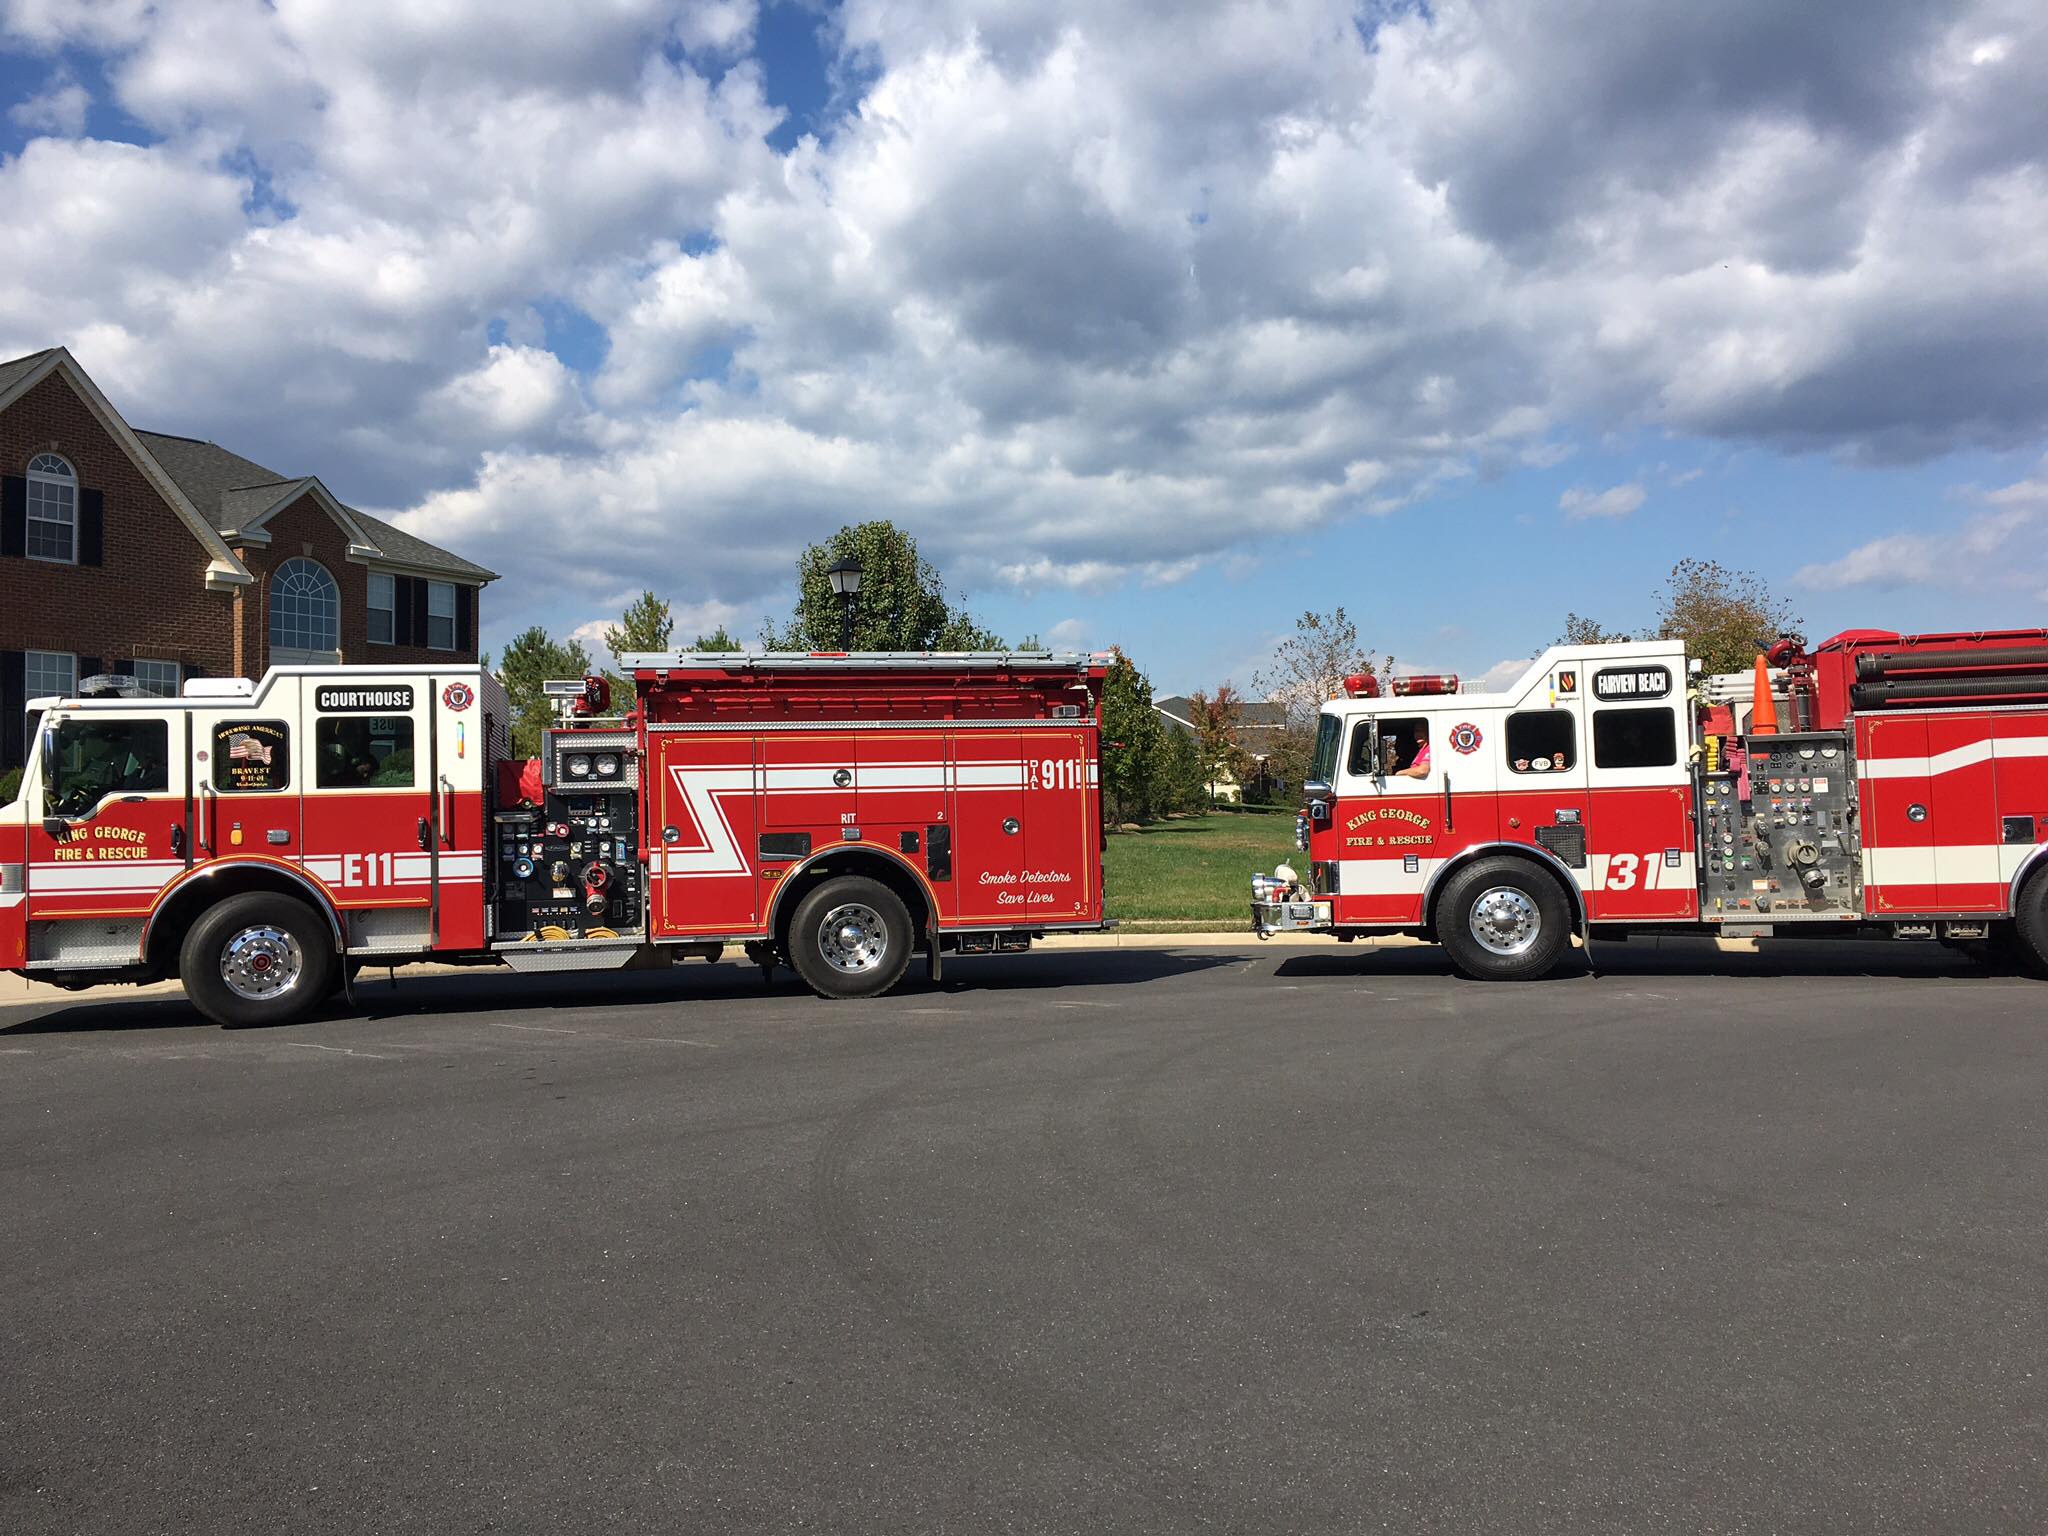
1102,809 -> 1301,929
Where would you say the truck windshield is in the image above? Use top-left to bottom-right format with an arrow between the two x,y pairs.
46,718 -> 170,818
1311,713 -> 1340,783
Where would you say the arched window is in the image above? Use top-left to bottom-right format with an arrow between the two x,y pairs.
26,452 -> 76,563
270,557 -> 340,655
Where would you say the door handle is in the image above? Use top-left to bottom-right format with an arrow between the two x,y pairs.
1442,775 -> 1453,834
417,816 -> 433,851
170,825 -> 186,857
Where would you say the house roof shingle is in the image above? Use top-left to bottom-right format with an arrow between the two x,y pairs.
1155,695 -> 1287,732
0,347 -> 57,398
134,429 -> 496,582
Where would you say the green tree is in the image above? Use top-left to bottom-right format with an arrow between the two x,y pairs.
690,625 -> 742,652
598,590 -> 675,703
1156,724 -> 1208,814
1653,558 -> 1802,675
495,625 -> 591,756
1550,561 -> 1799,674
1099,647 -> 1166,825
771,520 -> 1002,651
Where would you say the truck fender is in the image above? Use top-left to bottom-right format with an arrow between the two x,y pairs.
1422,841 -> 1588,937
142,861 -> 346,969
766,844 -> 940,948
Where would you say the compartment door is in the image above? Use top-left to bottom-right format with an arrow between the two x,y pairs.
1928,715 -> 2003,912
1860,717 -> 1934,913
654,732 -> 760,936
951,731 -> 1027,923
1020,726 -> 1099,923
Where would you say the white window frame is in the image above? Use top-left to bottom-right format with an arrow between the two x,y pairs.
25,453 -> 77,565
269,557 -> 341,658
133,659 -> 182,698
425,579 -> 456,651
367,572 -> 396,646
24,649 -> 77,702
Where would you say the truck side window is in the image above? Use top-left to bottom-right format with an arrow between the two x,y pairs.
1506,711 -> 1575,773
1593,707 -> 1676,769
213,722 -> 292,792
316,716 -> 417,788
1350,717 -> 1430,778
46,719 -> 170,818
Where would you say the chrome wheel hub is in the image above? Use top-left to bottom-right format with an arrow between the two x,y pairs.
818,903 -> 888,975
220,924 -> 304,1002
1468,886 -> 1540,958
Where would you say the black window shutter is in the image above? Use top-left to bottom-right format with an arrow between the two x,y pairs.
1,651 -> 23,769
394,576 -> 416,646
411,579 -> 430,649
1,476 -> 23,558
78,487 -> 104,566
456,585 -> 475,654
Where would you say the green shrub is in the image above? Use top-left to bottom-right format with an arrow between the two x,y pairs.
0,766 -> 21,804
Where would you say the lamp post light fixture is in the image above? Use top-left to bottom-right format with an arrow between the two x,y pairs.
826,554 -> 863,650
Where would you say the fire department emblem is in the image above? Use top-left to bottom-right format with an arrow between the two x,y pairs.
1448,721 -> 1483,755
442,681 -> 475,712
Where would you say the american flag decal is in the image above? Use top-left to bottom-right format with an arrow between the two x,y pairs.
227,733 -> 273,765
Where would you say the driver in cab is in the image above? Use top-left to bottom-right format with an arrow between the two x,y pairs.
1384,725 -> 1431,780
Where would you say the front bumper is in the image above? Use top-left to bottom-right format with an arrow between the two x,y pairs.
1252,898 -> 1333,938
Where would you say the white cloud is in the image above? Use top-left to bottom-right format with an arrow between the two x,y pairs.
1796,464 -> 2048,591
8,67 -> 89,135
0,0 -> 2041,653
1559,481 -> 1648,520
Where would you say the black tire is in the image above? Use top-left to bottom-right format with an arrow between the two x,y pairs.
1435,856 -> 1572,981
179,891 -> 337,1028
2013,877 -> 2048,974
785,876 -> 914,1000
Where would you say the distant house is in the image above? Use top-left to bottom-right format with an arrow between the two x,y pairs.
0,345 -> 496,772
1153,694 -> 1289,802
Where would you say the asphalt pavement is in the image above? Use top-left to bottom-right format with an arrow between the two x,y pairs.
3,939 -> 2045,1534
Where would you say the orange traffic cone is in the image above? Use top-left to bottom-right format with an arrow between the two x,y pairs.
1749,654 -> 1778,735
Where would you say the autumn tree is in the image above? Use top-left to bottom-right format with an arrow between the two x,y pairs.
771,520 -> 1002,651
495,625 -> 591,756
1187,685 -> 1252,800
1255,608 -> 1389,789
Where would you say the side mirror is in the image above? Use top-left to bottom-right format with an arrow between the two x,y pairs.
1303,781 -> 1334,824
42,816 -> 70,840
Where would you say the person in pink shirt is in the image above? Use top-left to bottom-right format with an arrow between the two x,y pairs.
1388,727 -> 1431,779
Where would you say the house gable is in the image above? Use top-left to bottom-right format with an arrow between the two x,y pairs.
0,348 -> 250,590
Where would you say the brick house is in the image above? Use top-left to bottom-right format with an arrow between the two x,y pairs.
1,346 -> 495,772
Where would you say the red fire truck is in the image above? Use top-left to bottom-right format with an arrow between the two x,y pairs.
1253,629 -> 2048,979
1,651 -> 1109,1025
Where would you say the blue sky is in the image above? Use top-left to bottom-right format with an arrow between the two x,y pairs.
1,0 -> 2042,693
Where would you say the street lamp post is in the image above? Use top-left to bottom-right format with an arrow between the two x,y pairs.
826,555 -> 863,650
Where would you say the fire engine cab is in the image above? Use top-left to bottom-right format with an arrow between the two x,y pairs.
1253,629 -> 2048,980
1,651 -> 1108,1025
